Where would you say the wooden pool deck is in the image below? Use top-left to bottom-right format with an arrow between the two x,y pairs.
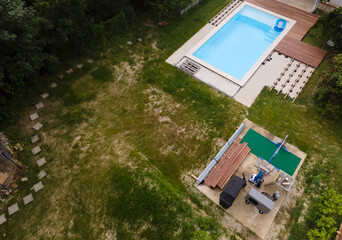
245,0 -> 327,67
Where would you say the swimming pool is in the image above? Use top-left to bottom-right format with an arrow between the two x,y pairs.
186,3 -> 294,86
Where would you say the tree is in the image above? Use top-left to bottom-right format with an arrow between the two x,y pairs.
34,0 -> 92,60
314,54 -> 342,119
0,0 -> 46,97
306,188 -> 342,240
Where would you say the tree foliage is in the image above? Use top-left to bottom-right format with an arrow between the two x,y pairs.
306,188 -> 342,240
314,54 -> 342,119
0,0 -> 45,97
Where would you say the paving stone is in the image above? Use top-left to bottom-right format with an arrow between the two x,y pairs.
23,194 -> 34,205
33,181 -> 44,192
21,177 -> 28,182
50,82 -> 58,88
87,59 -> 94,64
32,122 -> 43,131
138,38 -> 143,42
0,214 -> 6,225
29,112 -> 39,121
8,203 -> 19,215
59,74 -> 64,79
40,93 -> 49,99
36,157 -> 46,167
31,146 -> 41,155
66,68 -> 73,74
38,170 -> 47,179
76,64 -> 83,69
126,41 -> 132,45
31,134 -> 40,144
35,102 -> 45,110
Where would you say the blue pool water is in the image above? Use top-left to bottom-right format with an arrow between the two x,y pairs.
193,6 -> 285,80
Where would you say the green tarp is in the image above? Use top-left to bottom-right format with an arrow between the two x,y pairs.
241,129 -> 301,176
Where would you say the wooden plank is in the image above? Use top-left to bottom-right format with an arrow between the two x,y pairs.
275,36 -> 327,68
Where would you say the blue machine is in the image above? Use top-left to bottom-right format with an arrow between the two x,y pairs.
274,19 -> 287,32
249,170 -> 264,188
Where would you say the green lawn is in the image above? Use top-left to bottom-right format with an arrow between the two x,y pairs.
1,0 -> 341,239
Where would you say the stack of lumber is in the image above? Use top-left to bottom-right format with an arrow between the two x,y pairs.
204,141 -> 250,189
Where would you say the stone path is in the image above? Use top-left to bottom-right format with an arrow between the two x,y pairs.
31,146 -> 41,155
8,203 -> 19,215
40,93 -> 49,99
33,181 -> 44,192
31,134 -> 40,144
0,214 -> 6,225
77,64 -> 83,69
38,170 -> 47,179
23,194 -> 34,205
33,122 -> 43,131
36,157 -> 46,167
35,102 -> 45,110
30,113 -> 39,121
50,82 -> 58,88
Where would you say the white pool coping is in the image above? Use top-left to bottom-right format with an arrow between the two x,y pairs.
185,2 -> 296,87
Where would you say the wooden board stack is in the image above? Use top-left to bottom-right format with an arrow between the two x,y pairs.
204,141 -> 250,189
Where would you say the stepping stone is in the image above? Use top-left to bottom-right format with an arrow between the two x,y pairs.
8,203 -> 19,215
35,102 -> 45,110
31,146 -> 41,155
87,59 -> 94,64
40,93 -> 49,99
66,69 -> 73,74
36,157 -> 46,167
32,122 -> 43,131
33,181 -> 44,192
50,82 -> 58,88
126,41 -> 132,45
21,177 -> 28,182
29,112 -> 39,121
76,64 -> 83,69
31,134 -> 40,144
138,38 -> 143,42
23,194 -> 34,205
0,214 -> 6,225
59,74 -> 64,79
117,74 -> 124,81
38,170 -> 47,179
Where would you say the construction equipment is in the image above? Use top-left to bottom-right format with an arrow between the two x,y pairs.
245,188 -> 275,214
249,170 -> 264,188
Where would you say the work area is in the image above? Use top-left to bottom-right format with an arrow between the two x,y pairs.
195,118 -> 306,239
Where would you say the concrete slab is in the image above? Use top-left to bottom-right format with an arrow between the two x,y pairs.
31,134 -> 40,144
234,52 -> 291,107
50,82 -> 58,88
36,157 -> 46,167
23,194 -> 34,205
87,59 -> 94,64
0,214 -> 6,225
33,181 -> 44,192
40,93 -> 49,99
76,64 -> 83,69
29,112 -> 39,121
31,146 -> 41,155
166,24 -> 215,66
38,170 -> 47,179
8,203 -> 19,215
176,57 -> 241,97
35,102 -> 45,110
32,122 -> 43,131
276,0 -> 315,12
